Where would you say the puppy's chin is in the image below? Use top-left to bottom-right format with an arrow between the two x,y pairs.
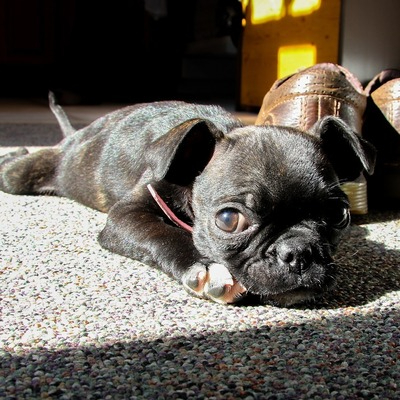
260,288 -> 324,307
236,266 -> 337,307
255,279 -> 336,307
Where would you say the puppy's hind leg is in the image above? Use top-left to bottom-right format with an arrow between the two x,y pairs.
0,148 -> 61,195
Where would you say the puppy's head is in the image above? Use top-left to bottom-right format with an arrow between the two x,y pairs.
150,116 -> 376,306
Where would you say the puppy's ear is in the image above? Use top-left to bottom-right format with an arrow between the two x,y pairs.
147,118 -> 224,185
312,116 -> 376,181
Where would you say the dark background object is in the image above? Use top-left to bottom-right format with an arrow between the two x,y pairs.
0,0 -> 243,104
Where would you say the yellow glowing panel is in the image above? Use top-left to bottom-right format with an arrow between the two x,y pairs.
251,0 -> 285,24
289,0 -> 321,17
278,44 -> 317,79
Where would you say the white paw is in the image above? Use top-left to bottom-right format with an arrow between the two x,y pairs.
182,263 -> 247,304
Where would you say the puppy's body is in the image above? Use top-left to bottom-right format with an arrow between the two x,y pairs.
0,96 -> 375,306
47,101 -> 240,211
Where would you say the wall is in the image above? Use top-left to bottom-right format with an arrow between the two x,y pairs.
239,0 -> 341,109
340,0 -> 400,84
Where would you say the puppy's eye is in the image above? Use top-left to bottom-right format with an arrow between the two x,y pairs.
331,207 -> 350,229
215,208 -> 249,233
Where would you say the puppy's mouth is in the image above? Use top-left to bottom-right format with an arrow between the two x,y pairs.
236,266 -> 336,307
259,286 -> 329,307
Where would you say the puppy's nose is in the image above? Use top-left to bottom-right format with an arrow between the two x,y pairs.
275,241 -> 312,274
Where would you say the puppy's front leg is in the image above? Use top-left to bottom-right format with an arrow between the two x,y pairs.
98,195 -> 197,271
98,195 -> 246,304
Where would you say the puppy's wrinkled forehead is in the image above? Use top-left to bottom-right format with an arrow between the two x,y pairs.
191,125 -> 346,226
202,125 -> 335,198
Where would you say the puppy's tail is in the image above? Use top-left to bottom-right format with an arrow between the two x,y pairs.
48,91 -> 76,138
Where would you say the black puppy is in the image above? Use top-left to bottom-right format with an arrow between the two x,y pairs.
0,94 -> 375,306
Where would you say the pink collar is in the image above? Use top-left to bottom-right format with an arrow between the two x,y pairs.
147,184 -> 193,233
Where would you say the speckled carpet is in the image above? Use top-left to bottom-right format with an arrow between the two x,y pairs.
0,124 -> 399,399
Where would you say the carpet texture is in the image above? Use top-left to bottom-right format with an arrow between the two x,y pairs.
0,124 -> 399,399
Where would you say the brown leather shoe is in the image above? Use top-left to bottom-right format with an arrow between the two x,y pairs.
256,63 -> 369,214
255,63 -> 366,133
363,69 -> 400,208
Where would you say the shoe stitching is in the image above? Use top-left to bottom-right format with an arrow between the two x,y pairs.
262,94 -> 364,120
